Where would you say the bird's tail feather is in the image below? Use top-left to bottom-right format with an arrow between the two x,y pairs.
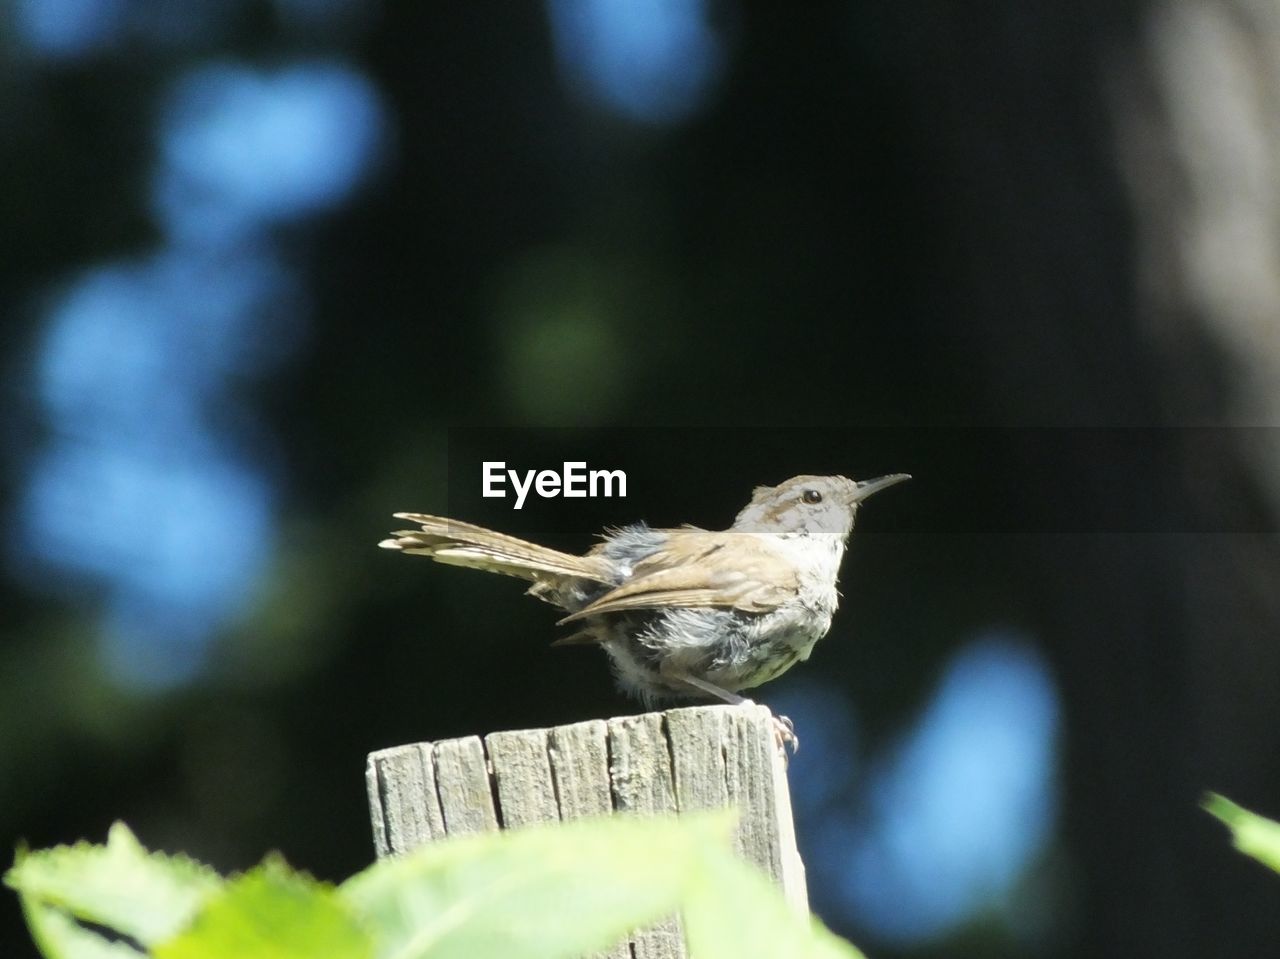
379,513 -> 612,587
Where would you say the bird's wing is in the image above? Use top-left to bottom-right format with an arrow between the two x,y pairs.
557,530 -> 798,623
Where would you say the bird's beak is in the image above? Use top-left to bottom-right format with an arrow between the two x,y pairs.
849,473 -> 911,503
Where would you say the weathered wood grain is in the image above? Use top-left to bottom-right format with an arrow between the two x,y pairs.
548,719 -> 613,819
365,742 -> 444,856
367,704 -> 809,959
722,706 -> 809,910
608,712 -> 684,959
486,727 -> 558,828
432,735 -> 499,836
547,719 -> 631,959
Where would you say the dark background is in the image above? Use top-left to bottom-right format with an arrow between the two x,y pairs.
3,3 -> 1280,958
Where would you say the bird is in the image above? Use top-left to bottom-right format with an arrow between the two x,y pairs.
379,474 -> 909,720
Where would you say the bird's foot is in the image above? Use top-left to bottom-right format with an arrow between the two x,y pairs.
771,714 -> 799,760
666,672 -> 799,759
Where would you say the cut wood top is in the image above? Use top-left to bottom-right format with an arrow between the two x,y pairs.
366,703 -> 808,915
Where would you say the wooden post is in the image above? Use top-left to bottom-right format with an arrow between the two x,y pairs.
366,703 -> 808,958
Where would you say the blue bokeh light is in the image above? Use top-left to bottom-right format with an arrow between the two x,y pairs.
22,440 -> 273,687
777,634 -> 1061,945
14,1 -> 371,62
546,0 -> 724,124
15,251 -> 290,688
36,251 -> 298,435
14,0 -> 126,60
153,61 -> 386,244
13,54 -> 388,691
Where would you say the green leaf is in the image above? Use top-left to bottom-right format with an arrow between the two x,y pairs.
682,846 -> 866,959
20,895 -> 145,959
154,857 -> 372,959
1204,793 -> 1280,873
9,814 -> 873,959
5,822 -> 221,949
341,813 -> 732,959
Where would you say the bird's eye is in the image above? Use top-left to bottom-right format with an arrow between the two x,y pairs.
802,489 -> 823,505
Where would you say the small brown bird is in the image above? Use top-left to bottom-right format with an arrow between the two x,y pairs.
380,474 -> 909,711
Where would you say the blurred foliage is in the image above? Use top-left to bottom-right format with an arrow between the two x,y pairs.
1204,794 -> 1280,875
6,815 -> 864,959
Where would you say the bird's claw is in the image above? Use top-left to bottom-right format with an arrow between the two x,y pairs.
772,714 -> 799,760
